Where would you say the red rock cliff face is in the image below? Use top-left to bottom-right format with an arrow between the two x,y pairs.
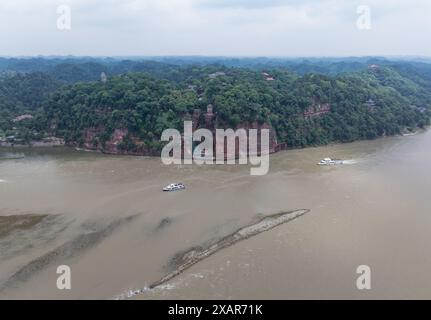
81,128 -> 158,156
103,129 -> 129,154
82,127 -> 100,151
236,121 -> 278,154
79,105 -> 281,157
207,122 -> 277,159
192,106 -> 280,159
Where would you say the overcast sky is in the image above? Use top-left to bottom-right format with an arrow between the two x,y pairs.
0,0 -> 430,57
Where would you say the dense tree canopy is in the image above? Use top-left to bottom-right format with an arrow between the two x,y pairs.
1,57 -> 430,150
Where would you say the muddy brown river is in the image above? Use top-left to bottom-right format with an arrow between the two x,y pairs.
1,130 -> 431,299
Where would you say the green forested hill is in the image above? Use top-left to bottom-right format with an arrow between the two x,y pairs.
0,72 -> 61,141
1,58 -> 430,150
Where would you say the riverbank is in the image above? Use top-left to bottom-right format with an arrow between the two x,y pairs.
1,128 -> 426,158
0,137 -> 65,148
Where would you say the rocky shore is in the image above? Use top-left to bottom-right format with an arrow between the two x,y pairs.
0,137 -> 65,148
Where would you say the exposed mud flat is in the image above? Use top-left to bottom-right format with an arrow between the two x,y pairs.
0,214 -> 68,263
0,214 -> 140,291
0,215 -> 47,239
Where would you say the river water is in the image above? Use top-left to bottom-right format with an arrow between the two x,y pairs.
1,130 -> 431,299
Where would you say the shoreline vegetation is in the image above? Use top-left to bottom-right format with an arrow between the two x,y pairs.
1,57 -> 431,157
0,128 -> 426,159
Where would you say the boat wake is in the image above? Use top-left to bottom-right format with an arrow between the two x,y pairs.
113,273 -> 205,300
342,159 -> 358,165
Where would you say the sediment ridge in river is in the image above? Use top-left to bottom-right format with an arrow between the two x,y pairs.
116,209 -> 310,299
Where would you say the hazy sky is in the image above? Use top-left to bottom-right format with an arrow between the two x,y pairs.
0,0 -> 430,57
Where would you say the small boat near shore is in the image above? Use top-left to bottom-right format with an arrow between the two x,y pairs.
163,183 -> 186,192
402,131 -> 418,137
318,158 -> 344,166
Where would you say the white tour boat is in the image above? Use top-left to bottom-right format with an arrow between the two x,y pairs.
163,183 -> 186,192
318,158 -> 344,166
